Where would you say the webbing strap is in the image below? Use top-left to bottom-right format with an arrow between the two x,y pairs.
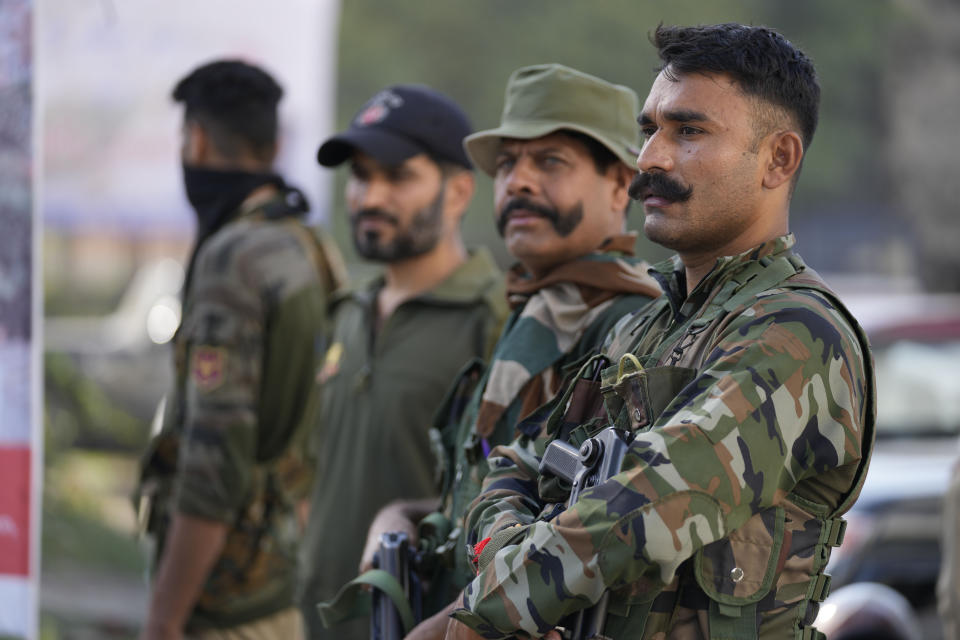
642,254 -> 804,367
797,626 -> 827,640
315,569 -> 415,633
824,517 -> 846,547
708,600 -> 758,639
809,573 -> 832,603
284,221 -> 347,294
720,256 -> 802,313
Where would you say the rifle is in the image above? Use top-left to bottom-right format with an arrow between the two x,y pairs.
370,531 -> 423,640
539,426 -> 634,640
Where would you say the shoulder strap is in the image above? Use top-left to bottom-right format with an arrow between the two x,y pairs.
643,254 -> 804,367
245,189 -> 349,295
281,220 -> 348,294
316,569 -> 415,633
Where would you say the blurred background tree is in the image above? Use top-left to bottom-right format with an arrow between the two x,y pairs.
328,0 -> 932,284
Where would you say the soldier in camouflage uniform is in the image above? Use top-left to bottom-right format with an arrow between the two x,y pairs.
450,24 -> 876,640
339,65 -> 663,640
136,60 -> 345,640
298,85 -> 510,640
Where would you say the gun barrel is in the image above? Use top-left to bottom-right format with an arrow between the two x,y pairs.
371,531 -> 410,640
552,427 -> 633,640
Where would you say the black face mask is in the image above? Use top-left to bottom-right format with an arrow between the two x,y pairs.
180,165 -> 285,301
182,165 -> 283,239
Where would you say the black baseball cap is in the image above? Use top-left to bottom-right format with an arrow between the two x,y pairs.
317,84 -> 474,169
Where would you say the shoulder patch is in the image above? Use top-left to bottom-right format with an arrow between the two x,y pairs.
317,342 -> 343,384
191,346 -> 227,392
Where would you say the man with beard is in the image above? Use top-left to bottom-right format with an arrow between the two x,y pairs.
137,59 -> 345,640
298,84 -> 508,640
452,24 -> 875,640
330,64 -> 663,640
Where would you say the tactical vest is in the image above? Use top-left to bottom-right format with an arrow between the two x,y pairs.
134,192 -> 344,622
542,253 -> 875,640
423,291 -> 655,603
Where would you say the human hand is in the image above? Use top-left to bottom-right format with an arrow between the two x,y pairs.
359,501 -> 419,574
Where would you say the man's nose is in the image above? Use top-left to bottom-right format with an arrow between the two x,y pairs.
356,176 -> 391,210
503,157 -> 539,198
636,130 -> 674,174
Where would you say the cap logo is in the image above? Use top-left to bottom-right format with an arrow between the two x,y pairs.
355,89 -> 404,127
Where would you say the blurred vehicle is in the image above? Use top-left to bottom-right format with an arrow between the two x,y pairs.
815,582 -> 921,640
44,258 -> 184,449
823,288 -> 960,639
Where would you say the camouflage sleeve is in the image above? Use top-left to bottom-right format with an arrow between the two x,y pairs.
464,435 -> 544,551
174,222 -> 323,522
453,292 -> 869,638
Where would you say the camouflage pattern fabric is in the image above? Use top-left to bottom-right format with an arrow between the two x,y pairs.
431,234 -> 660,599
454,235 -> 875,639
139,190 -> 340,631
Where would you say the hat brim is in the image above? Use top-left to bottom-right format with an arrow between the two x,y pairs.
464,120 -> 638,177
317,128 -> 425,167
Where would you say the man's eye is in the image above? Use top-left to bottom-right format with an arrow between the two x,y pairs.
679,126 -> 702,136
640,127 -> 657,139
494,157 -> 515,173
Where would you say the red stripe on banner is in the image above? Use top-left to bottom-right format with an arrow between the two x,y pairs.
0,447 -> 31,576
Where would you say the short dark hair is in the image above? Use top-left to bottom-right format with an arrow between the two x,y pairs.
652,23 -> 820,154
172,59 -> 283,162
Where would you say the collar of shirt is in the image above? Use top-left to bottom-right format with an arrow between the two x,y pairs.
347,246 -> 502,310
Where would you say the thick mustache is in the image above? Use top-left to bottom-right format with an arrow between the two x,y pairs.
628,171 -> 693,203
351,208 -> 399,226
496,197 -> 558,235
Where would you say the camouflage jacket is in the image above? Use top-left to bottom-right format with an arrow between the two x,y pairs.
454,235 -> 875,639
430,235 -> 661,601
138,188 -> 343,630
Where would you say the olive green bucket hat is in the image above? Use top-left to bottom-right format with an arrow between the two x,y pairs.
464,63 -> 641,177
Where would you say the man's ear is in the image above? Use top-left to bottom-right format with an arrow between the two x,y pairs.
762,130 -> 803,190
443,170 -> 476,223
609,164 -> 634,215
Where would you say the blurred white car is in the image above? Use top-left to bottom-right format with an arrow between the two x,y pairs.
44,258 -> 184,437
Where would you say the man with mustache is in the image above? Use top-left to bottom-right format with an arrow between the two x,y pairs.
297,84 -> 509,640
137,59 -> 345,640
344,64 -> 661,640
453,24 -> 875,640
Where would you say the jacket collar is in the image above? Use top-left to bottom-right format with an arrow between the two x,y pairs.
649,234 -> 796,321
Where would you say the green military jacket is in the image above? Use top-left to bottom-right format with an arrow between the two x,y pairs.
299,248 -> 508,640
455,235 -> 875,639
138,191 -> 342,630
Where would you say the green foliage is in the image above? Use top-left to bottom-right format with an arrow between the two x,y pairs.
44,352 -> 146,457
42,451 -> 146,573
